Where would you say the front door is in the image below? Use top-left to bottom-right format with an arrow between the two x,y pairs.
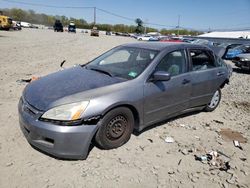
143,50 -> 192,126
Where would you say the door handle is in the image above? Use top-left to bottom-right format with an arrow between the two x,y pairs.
182,79 -> 190,85
217,72 -> 225,76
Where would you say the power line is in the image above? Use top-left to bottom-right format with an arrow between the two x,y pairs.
1,0 -> 94,9
1,0 -> 178,29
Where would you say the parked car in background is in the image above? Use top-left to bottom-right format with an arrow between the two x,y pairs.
20,21 -> 31,28
218,43 -> 242,59
225,44 -> 250,59
54,20 -> 63,32
30,24 -> 39,29
0,15 -> 13,30
19,42 -> 231,159
182,38 -> 195,43
106,31 -> 111,35
68,22 -> 76,33
232,53 -> 250,71
12,21 -> 21,30
90,26 -> 99,36
160,37 -> 183,42
137,35 -> 155,41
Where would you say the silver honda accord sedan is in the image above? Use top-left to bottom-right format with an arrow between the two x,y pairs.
18,42 -> 231,159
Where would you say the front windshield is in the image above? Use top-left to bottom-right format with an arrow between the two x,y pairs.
85,46 -> 159,80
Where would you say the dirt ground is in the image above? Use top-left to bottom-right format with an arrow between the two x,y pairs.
0,29 -> 249,188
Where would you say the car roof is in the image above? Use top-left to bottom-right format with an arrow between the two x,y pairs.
121,42 -> 208,51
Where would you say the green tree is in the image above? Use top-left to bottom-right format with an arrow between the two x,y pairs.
135,18 -> 143,34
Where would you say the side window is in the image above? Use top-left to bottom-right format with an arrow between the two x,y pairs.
155,50 -> 186,76
189,50 -> 216,71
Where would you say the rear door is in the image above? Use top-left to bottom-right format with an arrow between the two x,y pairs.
143,50 -> 192,126
187,48 -> 224,107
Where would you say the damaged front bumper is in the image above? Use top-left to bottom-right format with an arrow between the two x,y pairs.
18,98 -> 98,159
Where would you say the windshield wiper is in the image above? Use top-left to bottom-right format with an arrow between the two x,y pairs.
88,67 -> 113,77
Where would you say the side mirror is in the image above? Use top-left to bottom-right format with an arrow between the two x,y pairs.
151,71 -> 171,81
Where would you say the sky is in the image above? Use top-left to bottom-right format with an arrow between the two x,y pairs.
0,0 -> 250,31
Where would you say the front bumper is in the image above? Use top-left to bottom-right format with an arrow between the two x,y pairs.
18,98 -> 98,159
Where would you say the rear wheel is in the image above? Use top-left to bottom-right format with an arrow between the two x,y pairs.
205,89 -> 221,112
95,107 -> 134,149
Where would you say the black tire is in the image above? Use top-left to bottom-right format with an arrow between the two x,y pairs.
95,107 -> 134,149
138,38 -> 142,41
204,88 -> 221,112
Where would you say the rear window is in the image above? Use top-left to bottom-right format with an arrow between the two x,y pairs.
189,49 -> 216,71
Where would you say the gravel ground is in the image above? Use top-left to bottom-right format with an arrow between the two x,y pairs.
0,29 -> 249,188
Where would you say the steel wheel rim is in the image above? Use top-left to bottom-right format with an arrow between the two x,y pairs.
106,115 -> 127,140
208,90 -> 220,109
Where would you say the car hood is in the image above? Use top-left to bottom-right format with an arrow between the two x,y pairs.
23,66 -> 124,111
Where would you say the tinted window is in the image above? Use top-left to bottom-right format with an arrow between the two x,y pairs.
189,50 -> 215,71
156,50 -> 186,76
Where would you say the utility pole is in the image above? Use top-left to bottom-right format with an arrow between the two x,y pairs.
94,7 -> 96,26
177,15 -> 180,36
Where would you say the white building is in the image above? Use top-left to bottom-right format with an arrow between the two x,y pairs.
199,31 -> 250,39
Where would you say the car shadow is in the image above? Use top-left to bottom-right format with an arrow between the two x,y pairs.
133,110 -> 202,136
233,68 -> 250,74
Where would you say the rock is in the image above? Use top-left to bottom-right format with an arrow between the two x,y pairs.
240,169 -> 248,176
191,178 -> 197,183
6,162 -> 13,167
81,172 -> 87,177
213,120 -> 224,124
44,179 -> 49,183
118,158 -> 126,164
226,169 -> 234,175
156,154 -> 162,158
210,171 -> 216,175
153,165 -> 160,170
226,174 -> 238,185
203,171 -> 210,176
217,171 -> 224,177
226,178 -> 235,185
193,173 -> 199,178
222,183 -> 229,188
168,169 -> 175,175
205,123 -> 210,127
179,124 -> 186,127
164,136 -> 175,143
181,149 -> 189,155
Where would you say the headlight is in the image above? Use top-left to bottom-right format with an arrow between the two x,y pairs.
241,58 -> 249,61
41,101 -> 89,121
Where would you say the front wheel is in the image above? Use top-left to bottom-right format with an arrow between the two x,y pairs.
204,89 -> 221,112
95,107 -> 134,149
